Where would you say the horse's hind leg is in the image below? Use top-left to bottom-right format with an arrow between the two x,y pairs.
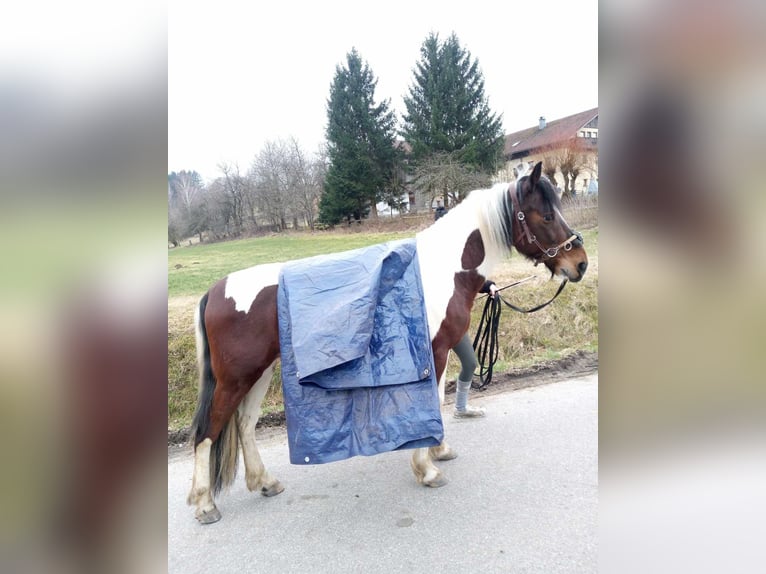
429,442 -> 457,461
188,382 -> 250,524
430,364 -> 457,461
410,362 -> 454,486
237,362 -> 284,497
188,438 -> 220,523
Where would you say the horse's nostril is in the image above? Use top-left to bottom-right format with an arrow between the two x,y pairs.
578,261 -> 588,274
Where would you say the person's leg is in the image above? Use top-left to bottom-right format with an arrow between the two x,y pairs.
451,333 -> 486,418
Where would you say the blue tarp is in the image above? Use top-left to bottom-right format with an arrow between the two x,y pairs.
277,238 -> 443,465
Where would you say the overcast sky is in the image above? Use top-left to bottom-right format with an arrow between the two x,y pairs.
169,0 -> 597,182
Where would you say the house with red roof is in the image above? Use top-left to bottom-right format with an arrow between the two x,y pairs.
497,107 -> 598,196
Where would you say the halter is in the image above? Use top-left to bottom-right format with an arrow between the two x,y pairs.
512,180 -> 582,266
471,179 -> 585,389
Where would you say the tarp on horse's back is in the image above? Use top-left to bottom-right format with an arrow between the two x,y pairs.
277,238 -> 443,465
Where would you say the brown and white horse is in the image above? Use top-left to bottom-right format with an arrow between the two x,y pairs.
186,161 -> 588,523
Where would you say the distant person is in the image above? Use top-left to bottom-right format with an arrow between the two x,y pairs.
434,199 -> 447,221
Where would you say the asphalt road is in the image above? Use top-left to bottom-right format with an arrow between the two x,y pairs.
169,373 -> 597,574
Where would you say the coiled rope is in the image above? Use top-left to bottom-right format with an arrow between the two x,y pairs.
472,277 -> 568,389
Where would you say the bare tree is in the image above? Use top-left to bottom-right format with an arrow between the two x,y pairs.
413,151 -> 492,208
168,202 -> 183,247
218,163 -> 248,234
541,155 -> 559,187
168,170 -> 204,245
203,177 -> 235,240
248,138 -> 323,232
286,138 -> 324,230
561,140 -> 592,199
250,141 -> 290,231
539,140 -> 593,199
169,143 -> 325,243
240,173 -> 259,231
168,170 -> 203,212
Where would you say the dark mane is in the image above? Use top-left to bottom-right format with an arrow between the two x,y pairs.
538,176 -> 562,209
520,174 -> 561,210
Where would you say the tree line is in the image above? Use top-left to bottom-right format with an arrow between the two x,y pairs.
169,32 -> 506,244
168,138 -> 327,245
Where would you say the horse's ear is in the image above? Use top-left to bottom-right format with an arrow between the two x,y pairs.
530,161 -> 543,187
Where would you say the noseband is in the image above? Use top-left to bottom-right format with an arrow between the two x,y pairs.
512,180 -> 582,266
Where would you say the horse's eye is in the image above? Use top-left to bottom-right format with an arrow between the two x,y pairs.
543,214 -> 554,223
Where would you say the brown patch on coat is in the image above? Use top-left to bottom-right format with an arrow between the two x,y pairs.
461,229 -> 485,269
203,281 -> 281,441
432,230 -> 488,381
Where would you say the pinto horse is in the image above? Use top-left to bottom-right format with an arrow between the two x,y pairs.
187,161 -> 588,523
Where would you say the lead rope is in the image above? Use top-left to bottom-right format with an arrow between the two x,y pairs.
472,277 -> 568,389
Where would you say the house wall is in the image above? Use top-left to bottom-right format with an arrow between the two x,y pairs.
495,146 -> 598,196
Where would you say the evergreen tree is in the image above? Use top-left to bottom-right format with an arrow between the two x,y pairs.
402,32 -> 505,174
320,49 -> 399,225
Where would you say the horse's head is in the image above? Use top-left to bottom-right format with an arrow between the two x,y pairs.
511,162 -> 588,282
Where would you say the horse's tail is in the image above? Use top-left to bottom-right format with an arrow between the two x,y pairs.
189,292 -> 239,495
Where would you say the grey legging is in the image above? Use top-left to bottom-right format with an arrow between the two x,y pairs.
452,333 -> 477,382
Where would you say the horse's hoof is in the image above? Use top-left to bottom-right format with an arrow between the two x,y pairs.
424,474 -> 448,488
195,507 -> 222,524
261,481 -> 285,497
433,448 -> 458,461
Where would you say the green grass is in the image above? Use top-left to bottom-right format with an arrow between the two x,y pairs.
169,231 -> 412,298
168,224 -> 598,432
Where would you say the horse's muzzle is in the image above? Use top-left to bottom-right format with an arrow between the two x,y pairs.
561,260 -> 588,282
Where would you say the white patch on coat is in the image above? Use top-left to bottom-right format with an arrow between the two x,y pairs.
416,182 -> 516,338
224,262 -> 283,313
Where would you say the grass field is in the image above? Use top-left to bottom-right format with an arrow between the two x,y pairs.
169,231 -> 413,298
168,216 -> 598,431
